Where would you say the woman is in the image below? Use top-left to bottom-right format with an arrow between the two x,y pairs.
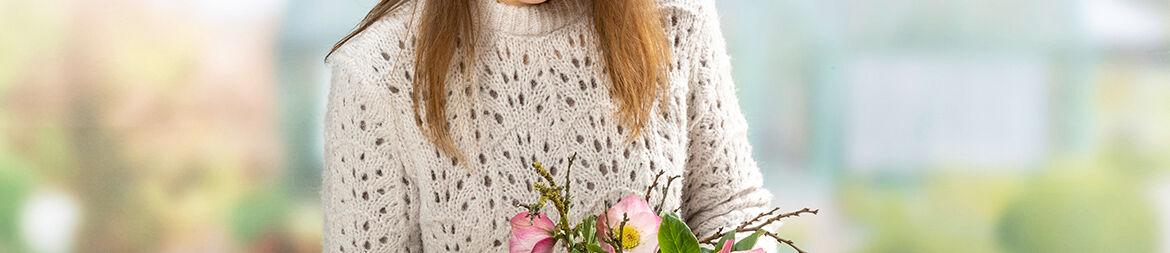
322,0 -> 773,251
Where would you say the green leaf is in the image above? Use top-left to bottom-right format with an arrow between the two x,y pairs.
587,244 -> 607,253
658,212 -> 701,253
579,215 -> 599,245
732,230 -> 765,251
569,215 -> 603,252
713,231 -> 736,252
700,248 -> 716,253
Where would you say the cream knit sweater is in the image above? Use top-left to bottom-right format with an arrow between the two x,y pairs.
322,0 -> 773,252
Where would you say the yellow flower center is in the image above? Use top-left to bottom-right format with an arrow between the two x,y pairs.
612,226 -> 641,250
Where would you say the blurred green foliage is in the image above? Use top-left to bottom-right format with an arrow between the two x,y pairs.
995,125 -> 1169,253
231,187 -> 292,245
842,171 -> 1022,253
0,151 -> 34,253
841,151 -> 1168,253
999,158 -> 1158,253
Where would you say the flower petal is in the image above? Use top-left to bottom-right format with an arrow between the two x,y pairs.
596,213 -> 615,253
530,237 -> 556,253
611,195 -> 655,217
510,229 -> 552,253
626,212 -> 662,232
627,212 -> 662,252
604,196 -> 659,227
510,212 -> 555,253
717,240 -> 734,253
510,212 -> 555,231
598,196 -> 663,253
627,235 -> 660,253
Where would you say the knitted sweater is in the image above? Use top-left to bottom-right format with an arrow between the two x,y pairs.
322,0 -> 772,252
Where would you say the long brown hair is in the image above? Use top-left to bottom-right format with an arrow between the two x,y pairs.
328,0 -> 670,163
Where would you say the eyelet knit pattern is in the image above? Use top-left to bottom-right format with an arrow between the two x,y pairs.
322,0 -> 772,252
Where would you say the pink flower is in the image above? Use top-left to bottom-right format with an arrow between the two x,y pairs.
509,212 -> 556,253
716,238 -> 766,253
597,195 -> 662,253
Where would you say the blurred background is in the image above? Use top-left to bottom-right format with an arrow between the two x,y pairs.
1,0 -> 1167,252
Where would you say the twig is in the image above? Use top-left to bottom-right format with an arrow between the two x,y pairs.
762,231 -> 806,253
706,227 -> 724,243
601,212 -> 630,253
643,171 -> 665,201
696,229 -> 721,245
696,208 -> 819,245
654,175 -> 679,214
617,213 -> 628,253
558,154 -> 577,253
696,208 -> 778,244
739,207 -> 782,230
742,208 -> 818,232
565,153 -> 576,196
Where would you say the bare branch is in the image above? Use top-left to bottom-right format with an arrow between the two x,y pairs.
697,208 -> 820,245
643,171 -> 665,201
742,208 -> 818,232
763,231 -> 806,253
654,175 -> 680,214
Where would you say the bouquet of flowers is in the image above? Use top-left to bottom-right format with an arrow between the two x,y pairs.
509,154 -> 818,253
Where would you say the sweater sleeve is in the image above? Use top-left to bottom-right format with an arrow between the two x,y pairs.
321,51 -> 423,252
676,0 -> 775,240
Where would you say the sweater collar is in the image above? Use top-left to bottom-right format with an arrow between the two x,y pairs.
475,0 -> 589,36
